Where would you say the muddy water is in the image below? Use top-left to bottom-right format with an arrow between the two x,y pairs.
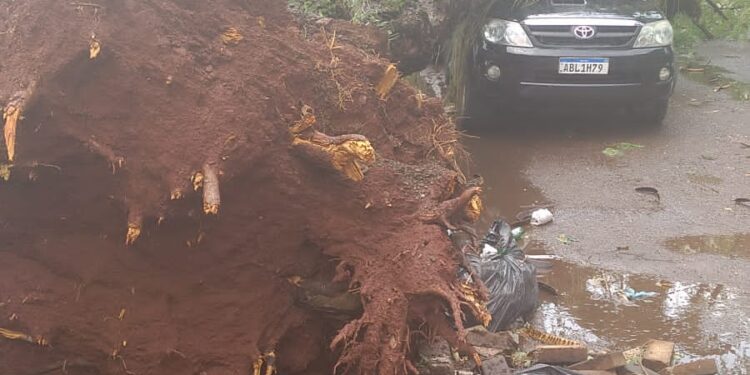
527,248 -> 750,373
667,234 -> 750,259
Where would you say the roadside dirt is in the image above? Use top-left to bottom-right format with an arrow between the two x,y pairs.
0,1 -> 484,374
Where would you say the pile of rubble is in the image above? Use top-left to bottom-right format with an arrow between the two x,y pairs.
418,326 -> 719,375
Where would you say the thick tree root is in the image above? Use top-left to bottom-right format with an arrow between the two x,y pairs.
86,137 -> 125,174
202,163 -> 220,215
420,186 -> 482,230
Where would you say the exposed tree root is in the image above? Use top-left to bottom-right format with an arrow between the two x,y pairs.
202,163 -> 220,215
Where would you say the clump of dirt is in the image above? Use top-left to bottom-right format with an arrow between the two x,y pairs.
0,1 -> 482,374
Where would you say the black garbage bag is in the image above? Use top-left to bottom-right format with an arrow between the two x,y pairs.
460,219 -> 538,332
515,364 -> 583,375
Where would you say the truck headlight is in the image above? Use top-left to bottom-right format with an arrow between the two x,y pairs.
633,20 -> 673,48
484,19 -> 533,48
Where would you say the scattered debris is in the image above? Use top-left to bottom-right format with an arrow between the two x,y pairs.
735,197 -> 750,208
659,358 -> 718,375
532,345 -> 589,365
89,35 -> 101,59
635,187 -> 661,202
602,143 -> 645,158
463,220 -> 538,331
569,351 -> 626,371
642,340 -> 675,372
622,288 -> 658,301
530,209 -> 554,226
557,234 -> 577,245
519,325 -> 583,347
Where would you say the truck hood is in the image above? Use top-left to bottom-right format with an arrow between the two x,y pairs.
496,0 -> 666,23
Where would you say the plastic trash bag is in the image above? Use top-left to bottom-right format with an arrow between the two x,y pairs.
515,364 -> 583,375
461,219 -> 539,332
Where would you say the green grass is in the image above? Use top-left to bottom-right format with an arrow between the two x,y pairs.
672,0 -> 750,52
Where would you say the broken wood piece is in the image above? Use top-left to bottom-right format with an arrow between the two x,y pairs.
375,64 -> 399,99
292,131 -> 375,182
202,163 -> 220,215
570,351 -> 627,370
642,339 -> 675,371
463,193 -> 483,223
2,89 -> 31,162
170,188 -> 184,200
658,358 -> 717,375
125,212 -> 143,246
532,345 -> 588,364
191,171 -> 204,191
519,325 -> 584,347
89,36 -> 101,59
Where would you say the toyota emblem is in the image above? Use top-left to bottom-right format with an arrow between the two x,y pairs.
572,25 -> 596,39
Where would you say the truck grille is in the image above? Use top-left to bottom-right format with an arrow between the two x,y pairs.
525,24 -> 639,48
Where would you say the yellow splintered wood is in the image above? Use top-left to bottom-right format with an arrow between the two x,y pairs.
0,327 -> 47,346
125,223 -> 141,246
464,194 -> 483,223
221,27 -> 244,45
293,137 -> 375,182
460,283 -> 492,327
375,64 -> 399,99
89,37 -> 101,59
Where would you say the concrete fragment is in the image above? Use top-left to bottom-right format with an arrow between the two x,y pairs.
658,358 -> 718,375
570,352 -> 627,370
618,364 -> 660,375
481,355 -> 512,375
475,346 -> 504,359
416,339 -> 455,375
532,345 -> 588,364
466,325 -> 516,351
642,340 -> 675,371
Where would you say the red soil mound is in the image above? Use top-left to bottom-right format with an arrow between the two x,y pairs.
0,1 -> 483,374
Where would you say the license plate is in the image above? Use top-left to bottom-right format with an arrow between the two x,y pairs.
559,57 -> 609,75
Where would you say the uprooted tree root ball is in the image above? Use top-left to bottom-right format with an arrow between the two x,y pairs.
0,1 -> 487,374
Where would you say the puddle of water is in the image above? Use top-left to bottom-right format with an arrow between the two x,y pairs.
666,234 -> 750,259
524,242 -> 750,373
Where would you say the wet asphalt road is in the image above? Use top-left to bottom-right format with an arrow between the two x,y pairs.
467,77 -> 749,290
464,75 -> 749,371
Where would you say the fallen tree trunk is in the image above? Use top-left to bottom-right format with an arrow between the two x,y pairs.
0,1 -> 483,374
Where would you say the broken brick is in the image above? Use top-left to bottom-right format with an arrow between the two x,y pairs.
642,340 -> 675,371
532,345 -> 588,364
570,352 -> 627,370
658,358 -> 718,375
